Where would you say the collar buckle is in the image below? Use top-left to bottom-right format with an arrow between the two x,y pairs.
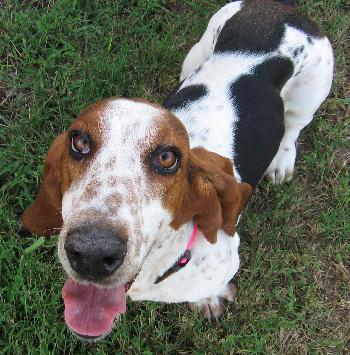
154,224 -> 197,284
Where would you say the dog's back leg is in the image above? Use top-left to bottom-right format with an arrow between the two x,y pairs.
180,2 -> 243,81
265,34 -> 333,184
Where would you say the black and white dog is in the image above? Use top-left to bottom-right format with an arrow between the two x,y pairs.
164,0 -> 333,186
23,0 -> 334,339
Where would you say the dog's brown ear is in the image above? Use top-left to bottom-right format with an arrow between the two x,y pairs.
172,147 -> 252,243
22,133 -> 67,236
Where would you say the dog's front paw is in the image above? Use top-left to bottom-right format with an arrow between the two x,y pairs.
188,282 -> 237,322
265,142 -> 297,184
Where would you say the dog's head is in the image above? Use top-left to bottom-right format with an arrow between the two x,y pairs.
22,98 -> 251,339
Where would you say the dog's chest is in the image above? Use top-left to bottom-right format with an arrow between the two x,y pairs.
127,229 -> 240,303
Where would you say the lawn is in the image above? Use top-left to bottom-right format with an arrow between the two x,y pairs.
0,0 -> 349,353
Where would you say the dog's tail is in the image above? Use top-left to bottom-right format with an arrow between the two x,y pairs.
271,0 -> 297,7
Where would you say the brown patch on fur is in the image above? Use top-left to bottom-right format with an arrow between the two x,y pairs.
143,110 -> 191,215
139,108 -> 252,243
68,208 -> 105,226
22,133 -> 67,235
130,98 -> 188,139
105,193 -> 122,213
134,108 -> 252,243
81,179 -> 101,201
105,157 -> 117,170
169,148 -> 252,243
22,98 -> 110,235
108,176 -> 118,187
68,99 -> 107,157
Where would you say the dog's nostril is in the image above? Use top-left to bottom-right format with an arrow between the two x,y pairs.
103,256 -> 117,267
72,251 -> 81,259
65,247 -> 82,260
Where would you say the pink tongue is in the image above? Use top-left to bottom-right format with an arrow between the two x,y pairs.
62,278 -> 126,337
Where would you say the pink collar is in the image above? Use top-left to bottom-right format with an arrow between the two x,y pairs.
154,223 -> 198,284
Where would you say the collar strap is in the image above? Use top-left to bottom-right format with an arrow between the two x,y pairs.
154,223 -> 198,284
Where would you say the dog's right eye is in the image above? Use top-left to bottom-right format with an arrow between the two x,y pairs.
70,131 -> 92,160
157,151 -> 177,169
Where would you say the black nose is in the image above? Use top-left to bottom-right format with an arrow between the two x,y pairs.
64,225 -> 127,280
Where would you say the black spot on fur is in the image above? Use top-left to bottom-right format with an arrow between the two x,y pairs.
292,45 -> 304,58
231,57 -> 293,187
163,80 -> 183,103
293,64 -> 304,77
214,0 -> 321,54
163,84 -> 208,111
193,64 -> 203,75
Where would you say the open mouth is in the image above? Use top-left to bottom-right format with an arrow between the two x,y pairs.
62,278 -> 128,339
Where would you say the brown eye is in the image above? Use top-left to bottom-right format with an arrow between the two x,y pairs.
157,151 -> 177,169
70,131 -> 92,160
72,135 -> 90,154
151,146 -> 180,175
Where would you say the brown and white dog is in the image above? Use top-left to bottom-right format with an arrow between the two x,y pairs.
22,0 -> 333,341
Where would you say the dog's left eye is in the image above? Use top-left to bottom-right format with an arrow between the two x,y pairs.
151,147 -> 180,175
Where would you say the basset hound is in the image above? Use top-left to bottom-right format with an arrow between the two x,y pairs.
22,0 -> 333,341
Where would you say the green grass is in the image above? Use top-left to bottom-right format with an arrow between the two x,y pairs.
0,0 -> 349,353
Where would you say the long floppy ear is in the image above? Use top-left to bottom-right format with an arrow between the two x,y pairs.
171,147 -> 252,243
22,133 -> 67,236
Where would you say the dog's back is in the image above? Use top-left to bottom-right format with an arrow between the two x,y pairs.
164,0 -> 333,186
214,0 -> 321,55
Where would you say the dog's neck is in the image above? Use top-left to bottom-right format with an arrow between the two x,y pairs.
129,222 -> 195,289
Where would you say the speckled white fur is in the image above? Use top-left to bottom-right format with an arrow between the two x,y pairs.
59,100 -> 171,286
